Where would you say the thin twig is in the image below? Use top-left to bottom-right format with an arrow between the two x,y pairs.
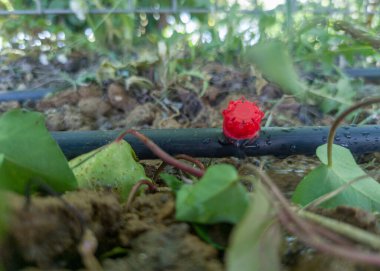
298,209 -> 380,250
154,154 -> 205,180
243,165 -> 380,266
116,129 -> 205,177
125,180 -> 157,211
327,97 -> 380,167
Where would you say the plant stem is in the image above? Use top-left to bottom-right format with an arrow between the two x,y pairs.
125,180 -> 157,211
298,209 -> 380,250
116,129 -> 205,177
244,165 -> 380,266
327,97 -> 380,167
154,154 -> 205,180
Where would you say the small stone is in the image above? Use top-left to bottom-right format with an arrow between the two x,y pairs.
118,103 -> 157,128
78,97 -> 111,118
107,83 -> 136,112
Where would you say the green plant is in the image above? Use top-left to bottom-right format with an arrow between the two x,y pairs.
293,97 -> 380,211
0,109 -> 77,194
69,136 -> 150,201
162,164 -> 249,224
226,179 -> 281,271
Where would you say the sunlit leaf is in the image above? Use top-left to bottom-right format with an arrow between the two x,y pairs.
175,164 -> 249,224
69,139 -> 149,201
293,144 -> 380,212
245,41 -> 307,101
226,180 -> 281,271
0,109 -> 77,193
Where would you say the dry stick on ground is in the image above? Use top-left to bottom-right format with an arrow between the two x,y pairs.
153,154 -> 206,181
78,229 -> 103,271
250,166 -> 380,266
116,129 -> 205,178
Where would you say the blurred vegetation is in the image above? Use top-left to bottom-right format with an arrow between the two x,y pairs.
1,0 -> 380,113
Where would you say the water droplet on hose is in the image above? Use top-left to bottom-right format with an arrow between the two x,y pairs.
202,138 -> 211,144
290,144 -> 297,153
344,132 -> 351,139
340,143 -> 349,148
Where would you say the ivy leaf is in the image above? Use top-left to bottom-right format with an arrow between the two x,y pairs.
292,144 -> 380,212
175,164 -> 249,224
0,191 -> 8,240
69,139 -> 149,201
226,180 -> 281,271
0,109 -> 77,193
160,173 -> 183,192
245,41 -> 307,101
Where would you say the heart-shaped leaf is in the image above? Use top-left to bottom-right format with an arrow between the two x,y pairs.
69,139 -> 149,200
226,180 -> 281,271
292,144 -> 380,212
0,109 -> 77,193
174,164 -> 249,224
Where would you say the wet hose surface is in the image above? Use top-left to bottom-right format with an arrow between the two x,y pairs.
52,125 -> 380,159
0,88 -> 55,102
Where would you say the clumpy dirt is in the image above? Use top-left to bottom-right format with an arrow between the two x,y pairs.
0,190 -> 223,271
1,56 -> 380,271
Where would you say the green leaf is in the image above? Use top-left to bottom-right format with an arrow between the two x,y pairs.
226,180 -> 281,271
0,109 -> 77,193
0,191 -> 8,240
69,140 -> 149,201
160,173 -> 183,192
245,41 -> 307,101
292,144 -> 380,212
193,224 -> 225,250
175,164 -> 249,224
320,76 -> 355,114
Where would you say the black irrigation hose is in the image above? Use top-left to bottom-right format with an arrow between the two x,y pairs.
0,68 -> 379,103
52,125 -> 380,159
344,68 -> 380,79
0,88 -> 55,102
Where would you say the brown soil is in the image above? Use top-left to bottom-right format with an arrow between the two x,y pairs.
1,190 -> 223,271
1,57 -> 380,271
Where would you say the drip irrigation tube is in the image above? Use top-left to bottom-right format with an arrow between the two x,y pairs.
52,125 -> 380,159
0,68 -> 379,103
0,88 -> 55,102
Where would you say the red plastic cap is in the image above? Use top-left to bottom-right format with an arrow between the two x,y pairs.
222,97 -> 264,140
